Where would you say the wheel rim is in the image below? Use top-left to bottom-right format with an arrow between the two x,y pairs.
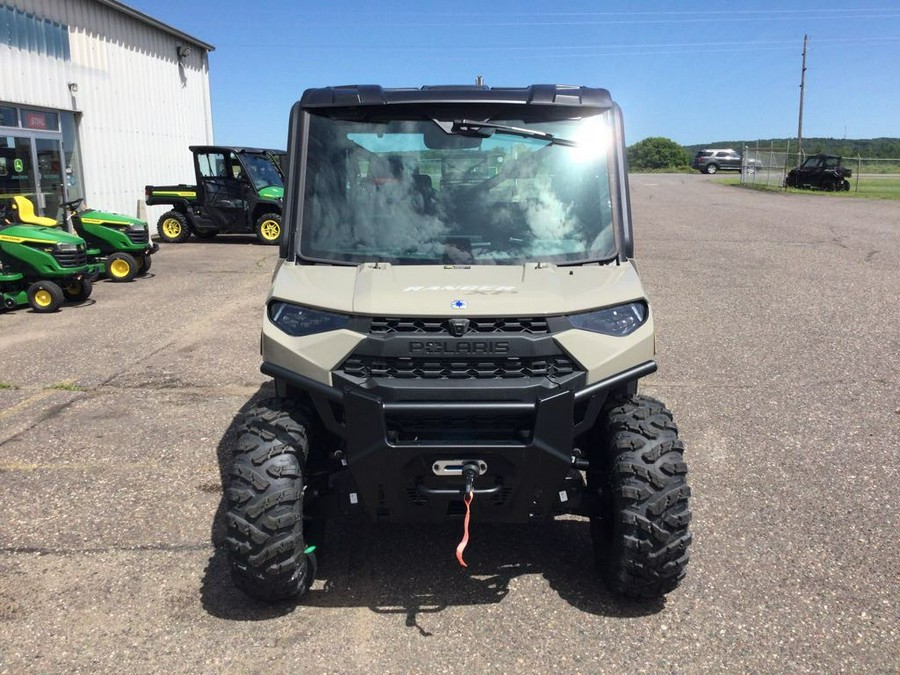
260,219 -> 280,240
109,259 -> 131,278
34,289 -> 52,307
162,219 -> 182,238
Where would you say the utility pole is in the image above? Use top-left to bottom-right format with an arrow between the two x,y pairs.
796,34 -> 808,168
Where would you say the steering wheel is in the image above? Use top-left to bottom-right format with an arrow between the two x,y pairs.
62,198 -> 84,212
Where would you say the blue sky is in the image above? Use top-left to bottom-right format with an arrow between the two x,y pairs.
127,1 -> 899,149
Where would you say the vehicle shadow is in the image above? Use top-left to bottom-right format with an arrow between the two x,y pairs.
200,385 -> 666,625
157,236 -> 273,247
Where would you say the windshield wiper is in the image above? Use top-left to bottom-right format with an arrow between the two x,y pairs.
555,254 -> 620,267
436,119 -> 577,147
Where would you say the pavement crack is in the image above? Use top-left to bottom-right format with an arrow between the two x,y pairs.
0,542 -> 215,556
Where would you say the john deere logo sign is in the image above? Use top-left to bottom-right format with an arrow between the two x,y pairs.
13,158 -> 24,173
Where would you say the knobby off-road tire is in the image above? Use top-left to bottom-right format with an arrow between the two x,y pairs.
226,398 -> 317,601
590,395 -> 692,598
254,213 -> 282,245
157,210 -> 191,243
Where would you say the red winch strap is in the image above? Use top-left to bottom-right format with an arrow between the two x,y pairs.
455,491 -> 473,567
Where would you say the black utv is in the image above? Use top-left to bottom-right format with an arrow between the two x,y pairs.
785,154 -> 852,191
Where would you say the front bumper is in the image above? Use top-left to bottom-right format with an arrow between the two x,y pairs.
262,359 -> 655,523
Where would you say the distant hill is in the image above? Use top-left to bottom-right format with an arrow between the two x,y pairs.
685,138 -> 900,159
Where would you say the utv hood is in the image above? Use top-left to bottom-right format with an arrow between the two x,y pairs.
269,261 -> 647,316
258,186 -> 284,201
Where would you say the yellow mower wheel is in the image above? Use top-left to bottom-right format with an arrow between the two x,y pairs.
106,252 -> 138,282
27,281 -> 64,313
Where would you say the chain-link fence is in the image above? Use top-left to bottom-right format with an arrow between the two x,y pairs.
740,143 -> 900,197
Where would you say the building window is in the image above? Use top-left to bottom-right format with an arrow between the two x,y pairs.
0,4 -> 70,60
21,108 -> 59,131
0,105 -> 17,127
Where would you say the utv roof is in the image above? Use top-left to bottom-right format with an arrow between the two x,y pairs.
299,84 -> 613,109
189,145 -> 286,155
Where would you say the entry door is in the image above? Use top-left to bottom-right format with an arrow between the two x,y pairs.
0,135 -> 66,219
34,138 -> 65,219
196,150 -> 249,232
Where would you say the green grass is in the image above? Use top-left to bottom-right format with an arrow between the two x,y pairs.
721,177 -> 900,200
46,381 -> 85,392
0,382 -> 18,390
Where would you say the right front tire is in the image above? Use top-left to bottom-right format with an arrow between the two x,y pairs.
226,398 -> 317,602
254,213 -> 282,245
589,395 -> 692,598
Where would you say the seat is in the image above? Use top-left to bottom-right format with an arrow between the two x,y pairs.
12,196 -> 58,227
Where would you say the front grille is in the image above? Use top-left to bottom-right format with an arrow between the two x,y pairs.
370,316 -> 551,335
124,227 -> 149,245
339,355 -> 576,380
53,250 -> 88,268
388,413 -> 532,443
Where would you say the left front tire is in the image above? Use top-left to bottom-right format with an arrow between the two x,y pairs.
27,281 -> 64,313
105,252 -> 138,282
589,395 -> 692,598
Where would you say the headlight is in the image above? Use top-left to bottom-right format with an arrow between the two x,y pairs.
568,302 -> 647,336
268,302 -> 349,337
54,243 -> 79,252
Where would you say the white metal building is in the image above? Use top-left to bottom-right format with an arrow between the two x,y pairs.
0,0 -> 213,223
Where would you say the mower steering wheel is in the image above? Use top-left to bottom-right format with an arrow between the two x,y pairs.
62,198 -> 84,212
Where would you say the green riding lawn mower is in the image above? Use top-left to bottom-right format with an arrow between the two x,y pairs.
0,200 -> 96,313
8,196 -> 157,282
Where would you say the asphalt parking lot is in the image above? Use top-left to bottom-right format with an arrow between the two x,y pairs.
1,175 -> 897,673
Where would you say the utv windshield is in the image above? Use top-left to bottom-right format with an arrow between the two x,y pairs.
298,111 -> 616,265
242,153 -> 284,190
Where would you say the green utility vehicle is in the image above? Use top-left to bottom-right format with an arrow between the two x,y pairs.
145,146 -> 286,245
9,195 -> 156,282
1,201 -> 94,312
226,84 -> 692,603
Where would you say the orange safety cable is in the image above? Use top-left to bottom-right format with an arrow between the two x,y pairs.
455,491 -> 473,567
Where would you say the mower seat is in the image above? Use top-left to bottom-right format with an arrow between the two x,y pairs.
12,196 -> 57,227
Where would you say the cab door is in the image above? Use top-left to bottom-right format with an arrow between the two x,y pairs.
196,150 -> 251,232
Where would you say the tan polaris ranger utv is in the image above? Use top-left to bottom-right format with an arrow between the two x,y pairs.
226,84 -> 691,602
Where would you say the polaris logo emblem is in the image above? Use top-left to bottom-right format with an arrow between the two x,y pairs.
451,299 -> 467,310
409,340 -> 509,355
